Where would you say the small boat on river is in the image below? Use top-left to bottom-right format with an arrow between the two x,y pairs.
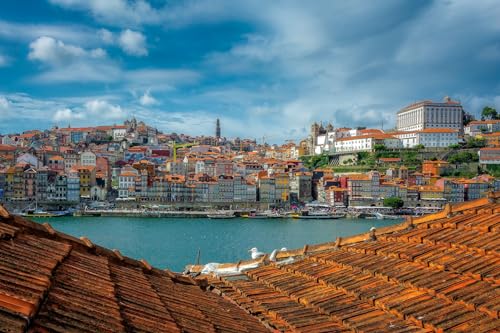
294,211 -> 346,220
207,211 -> 235,219
21,209 -> 69,218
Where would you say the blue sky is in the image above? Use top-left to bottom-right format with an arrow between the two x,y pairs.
0,0 -> 499,142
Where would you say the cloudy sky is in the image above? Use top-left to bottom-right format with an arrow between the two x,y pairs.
0,1 -> 499,142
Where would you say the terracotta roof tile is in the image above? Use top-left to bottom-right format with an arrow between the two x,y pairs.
190,195 -> 500,332
0,210 -> 271,332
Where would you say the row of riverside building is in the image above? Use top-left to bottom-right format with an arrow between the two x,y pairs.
2,140 -> 500,209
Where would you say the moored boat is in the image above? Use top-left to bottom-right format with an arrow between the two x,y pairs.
21,209 -> 68,218
294,211 -> 346,219
207,211 -> 235,219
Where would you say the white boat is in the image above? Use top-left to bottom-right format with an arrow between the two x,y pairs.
374,212 -> 402,220
249,212 -> 282,219
295,211 -> 346,219
21,210 -> 67,218
248,214 -> 268,219
207,211 -> 235,219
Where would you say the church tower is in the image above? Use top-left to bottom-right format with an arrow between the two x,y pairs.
216,118 -> 221,139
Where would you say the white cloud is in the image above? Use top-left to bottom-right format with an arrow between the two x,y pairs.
27,36 -> 122,83
139,90 -> 158,106
84,99 -> 126,120
0,96 -> 9,110
51,99 -> 127,123
53,108 -> 85,121
0,54 -> 9,67
32,62 -> 121,83
28,36 -> 106,66
98,28 -> 114,44
0,19 -> 100,46
124,69 -> 201,91
118,29 -> 147,56
49,0 -> 162,27
396,1 -> 500,64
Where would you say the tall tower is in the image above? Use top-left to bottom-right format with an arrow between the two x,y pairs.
216,118 -> 221,139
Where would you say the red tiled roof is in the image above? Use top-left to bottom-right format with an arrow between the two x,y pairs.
188,195 -> 500,332
336,133 -> 397,142
58,127 -> 94,132
469,120 -> 500,125
0,209 -> 270,332
0,144 -> 16,151
379,157 -> 401,162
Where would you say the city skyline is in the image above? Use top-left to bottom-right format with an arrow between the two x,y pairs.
0,1 -> 499,143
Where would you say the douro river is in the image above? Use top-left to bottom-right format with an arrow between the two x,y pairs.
33,216 -> 400,272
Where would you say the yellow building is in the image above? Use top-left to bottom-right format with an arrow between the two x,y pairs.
419,186 -> 444,200
5,164 -> 28,200
77,165 -> 96,198
274,172 -> 290,203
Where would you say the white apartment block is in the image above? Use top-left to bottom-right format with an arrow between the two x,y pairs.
118,166 -> 139,198
465,120 -> 500,136
334,134 -> 401,153
80,151 -> 97,166
396,97 -> 463,132
112,127 -> 127,141
394,128 -> 459,148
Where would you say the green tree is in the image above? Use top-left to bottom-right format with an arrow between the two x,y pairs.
448,151 -> 479,164
374,144 -> 386,151
301,153 -> 330,169
481,106 -> 498,120
414,144 -> 425,150
466,136 -> 486,148
383,197 -> 404,209
463,112 -> 476,126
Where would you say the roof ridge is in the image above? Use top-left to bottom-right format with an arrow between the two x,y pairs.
0,208 -> 199,287
186,193 -> 500,273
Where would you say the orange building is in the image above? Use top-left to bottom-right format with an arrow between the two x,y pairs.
422,160 -> 449,177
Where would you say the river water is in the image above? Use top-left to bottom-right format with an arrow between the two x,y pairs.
33,216 -> 400,272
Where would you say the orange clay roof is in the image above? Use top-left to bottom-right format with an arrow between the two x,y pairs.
187,194 -> 500,333
423,160 -> 449,164
336,133 -> 397,142
120,171 -> 137,177
347,174 -> 370,180
418,185 -> 443,192
480,147 -> 500,151
0,208 -> 269,332
359,128 -> 384,134
76,165 -> 95,171
18,133 -> 37,139
0,144 -> 16,151
469,120 -> 500,125
325,186 -> 347,192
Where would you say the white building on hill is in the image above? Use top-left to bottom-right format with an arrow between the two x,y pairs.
393,128 -> 459,148
396,97 -> 464,133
